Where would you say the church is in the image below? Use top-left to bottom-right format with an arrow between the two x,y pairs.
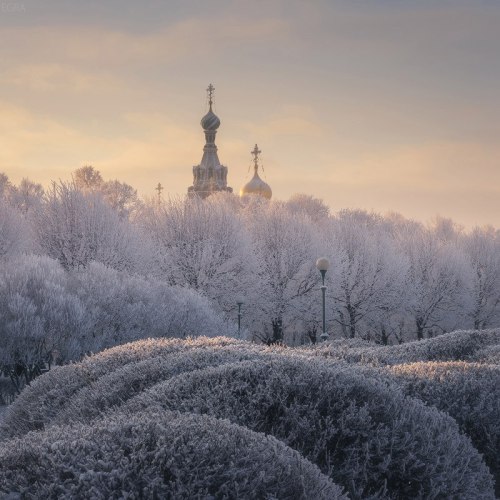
187,84 -> 272,200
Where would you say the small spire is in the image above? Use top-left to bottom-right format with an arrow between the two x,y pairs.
155,182 -> 163,202
251,144 -> 262,174
207,83 -> 215,110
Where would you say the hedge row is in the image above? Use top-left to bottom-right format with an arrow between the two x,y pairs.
0,336 -> 261,439
121,356 -> 495,499
388,361 -> 500,493
0,410 -> 346,499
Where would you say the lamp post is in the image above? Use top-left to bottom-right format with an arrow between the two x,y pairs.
316,258 -> 330,341
236,299 -> 244,336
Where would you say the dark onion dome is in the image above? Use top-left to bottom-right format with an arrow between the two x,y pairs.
200,109 -> 220,131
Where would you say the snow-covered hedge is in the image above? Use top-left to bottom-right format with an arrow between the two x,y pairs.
308,329 -> 500,365
471,344 -> 500,364
122,357 -> 495,499
51,347 -> 267,427
389,361 -> 500,490
0,337 -> 251,439
0,410 -> 346,499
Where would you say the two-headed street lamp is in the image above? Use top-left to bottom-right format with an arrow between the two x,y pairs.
316,257 -> 330,341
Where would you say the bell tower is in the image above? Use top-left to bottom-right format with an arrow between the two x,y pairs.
188,84 -> 233,199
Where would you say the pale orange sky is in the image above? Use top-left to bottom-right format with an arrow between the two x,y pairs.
1,0 -> 499,227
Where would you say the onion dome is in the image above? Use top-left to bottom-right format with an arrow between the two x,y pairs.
200,83 -> 221,131
240,144 -> 272,199
200,109 -> 220,131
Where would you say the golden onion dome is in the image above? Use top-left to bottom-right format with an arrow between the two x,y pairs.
240,172 -> 272,199
240,144 -> 272,199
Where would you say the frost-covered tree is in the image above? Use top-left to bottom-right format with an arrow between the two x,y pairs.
462,226 -> 500,329
73,165 -> 103,190
7,178 -> 44,215
326,210 -> 408,341
138,195 -> 256,321
73,166 -> 139,218
247,202 -> 319,343
35,181 -> 142,271
0,199 -> 33,259
0,173 -> 12,199
286,193 -> 330,223
100,179 -> 139,218
399,227 -> 468,340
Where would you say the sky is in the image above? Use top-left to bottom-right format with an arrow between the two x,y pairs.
1,0 -> 499,228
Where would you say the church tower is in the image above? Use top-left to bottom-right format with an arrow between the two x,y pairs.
240,144 -> 272,199
188,84 -> 233,199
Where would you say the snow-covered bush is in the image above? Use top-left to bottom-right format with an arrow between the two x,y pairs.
0,255 -> 90,388
471,344 -> 500,364
70,262 -> 233,353
123,357 -> 495,499
0,255 -> 233,400
389,361 -> 500,490
309,328 -> 500,365
0,410 -> 346,499
0,337 -> 250,439
51,346 -> 268,427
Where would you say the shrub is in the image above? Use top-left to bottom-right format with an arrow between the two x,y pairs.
308,329 -> 500,365
71,262 -> 234,353
0,255 -> 90,390
0,410 -> 346,499
122,356 -> 495,499
388,361 -> 500,493
51,346 -> 267,427
0,337 -> 251,440
471,344 -> 500,364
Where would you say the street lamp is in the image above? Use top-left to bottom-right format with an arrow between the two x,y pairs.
236,299 -> 244,336
316,258 -> 330,341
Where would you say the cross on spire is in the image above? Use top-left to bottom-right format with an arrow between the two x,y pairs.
155,182 -> 163,201
207,83 -> 215,109
251,144 -> 261,173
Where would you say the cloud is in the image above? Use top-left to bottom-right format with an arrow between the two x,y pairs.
241,106 -> 323,139
0,17 -> 290,68
328,141 -> 500,193
1,63 -> 120,93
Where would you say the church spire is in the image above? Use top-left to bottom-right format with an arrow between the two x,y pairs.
207,83 -> 215,111
188,84 -> 232,199
251,144 -> 262,175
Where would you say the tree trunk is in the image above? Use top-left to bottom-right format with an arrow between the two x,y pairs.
416,317 -> 425,340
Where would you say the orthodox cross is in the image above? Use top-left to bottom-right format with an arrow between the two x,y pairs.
155,182 -> 163,201
207,83 -> 215,109
251,144 -> 261,173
